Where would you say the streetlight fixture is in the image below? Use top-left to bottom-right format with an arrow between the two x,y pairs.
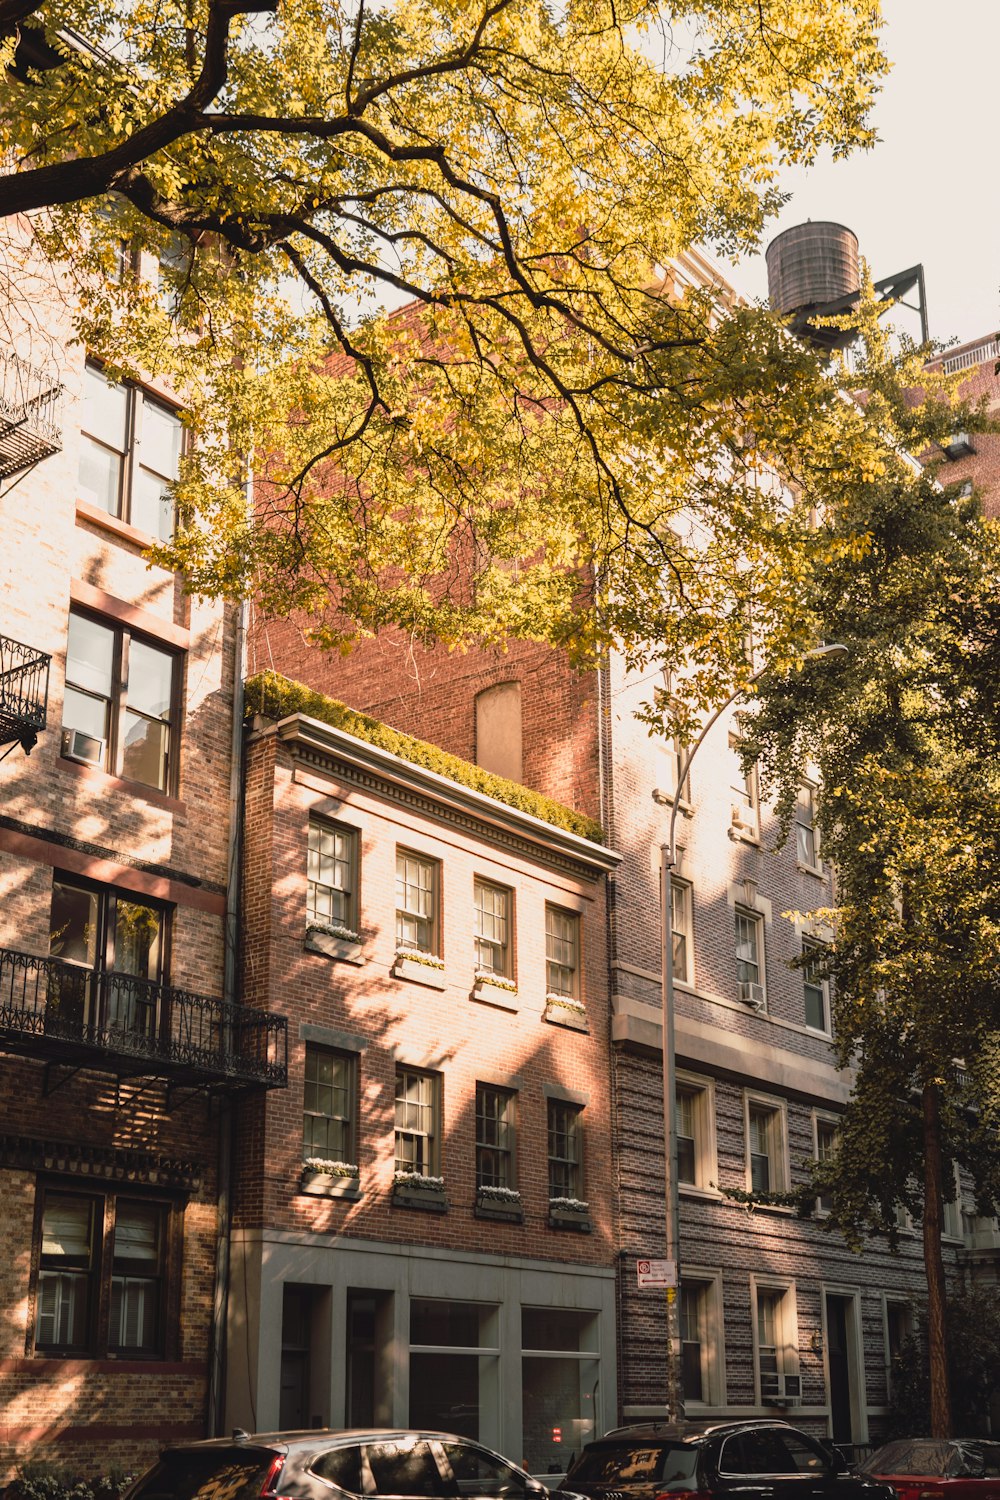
655,643 -> 848,1421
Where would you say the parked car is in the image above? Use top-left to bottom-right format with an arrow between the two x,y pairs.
125,1429 -> 561,1500
860,1439 -> 1000,1500
558,1421 -> 897,1500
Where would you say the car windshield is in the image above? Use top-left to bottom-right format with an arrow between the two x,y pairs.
865,1443 -> 971,1478
128,1451 -> 276,1500
566,1445 -> 699,1490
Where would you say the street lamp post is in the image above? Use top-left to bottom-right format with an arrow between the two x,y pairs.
656,644 -> 848,1421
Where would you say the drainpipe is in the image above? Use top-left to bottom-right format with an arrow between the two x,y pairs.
208,587 -> 248,1435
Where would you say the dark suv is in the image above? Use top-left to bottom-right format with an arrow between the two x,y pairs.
126,1429 -> 557,1500
559,1422 -> 895,1500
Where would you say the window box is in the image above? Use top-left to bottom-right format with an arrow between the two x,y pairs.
305,924 -> 364,964
543,995 -> 588,1031
393,949 -> 446,989
475,1186 -> 524,1223
548,1197 -> 592,1232
299,1163 -> 362,1199
392,1172 -> 449,1213
472,972 -> 519,1011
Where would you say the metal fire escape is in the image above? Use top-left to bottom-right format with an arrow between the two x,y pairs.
0,347 -> 63,480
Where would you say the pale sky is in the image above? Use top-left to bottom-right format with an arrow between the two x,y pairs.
733,0 -> 1000,350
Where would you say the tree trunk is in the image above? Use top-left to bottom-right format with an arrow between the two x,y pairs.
922,1080 -> 952,1437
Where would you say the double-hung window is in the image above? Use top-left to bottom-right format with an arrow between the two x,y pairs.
675,1077 -> 714,1190
35,1188 -> 170,1357
802,939 -> 829,1032
671,879 -> 693,985
753,1284 -> 798,1404
475,1084 -> 516,1190
545,905 -> 580,998
729,733 -> 760,838
474,880 -> 512,977
395,850 -> 439,955
547,1099 -> 583,1201
394,1067 -> 440,1175
795,784 -> 820,868
79,362 -> 183,542
735,908 -> 764,1006
814,1115 -> 838,1213
746,1098 -> 786,1194
303,1046 -> 356,1165
62,610 -> 178,793
307,821 -> 358,933
680,1282 -> 707,1402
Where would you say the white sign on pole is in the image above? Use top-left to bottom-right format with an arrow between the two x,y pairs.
636,1258 -> 677,1288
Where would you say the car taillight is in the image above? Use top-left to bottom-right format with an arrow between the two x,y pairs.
259,1457 -> 290,1500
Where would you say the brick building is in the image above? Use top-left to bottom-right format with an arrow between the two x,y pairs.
0,234 -> 287,1480
926,332 -> 1000,519
249,606 -> 957,1450
226,681 -> 619,1471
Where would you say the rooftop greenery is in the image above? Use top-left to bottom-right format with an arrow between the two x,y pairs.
245,671 -> 605,846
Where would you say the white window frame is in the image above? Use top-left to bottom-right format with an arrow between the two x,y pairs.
679,1268 -> 726,1409
812,1110 -> 839,1216
729,732 -> 760,841
744,1093 -> 789,1195
473,877 -> 513,978
395,848 -> 440,955
802,938 -> 831,1035
671,877 -> 694,988
794,782 -> 822,872
750,1277 -> 799,1408
675,1071 -> 717,1195
734,906 -> 766,1009
545,903 -> 581,1000
307,820 -> 359,933
79,361 -> 184,542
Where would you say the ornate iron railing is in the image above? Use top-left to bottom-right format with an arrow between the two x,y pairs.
0,634 -> 50,752
0,349 -> 63,479
0,947 -> 287,1089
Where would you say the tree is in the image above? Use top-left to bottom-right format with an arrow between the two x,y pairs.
742,306 -> 1000,1437
2,0 -> 892,697
888,1289 -> 1000,1439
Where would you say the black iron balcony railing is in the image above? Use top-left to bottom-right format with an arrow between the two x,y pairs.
0,349 -> 63,479
0,634 -> 50,753
0,947 -> 288,1091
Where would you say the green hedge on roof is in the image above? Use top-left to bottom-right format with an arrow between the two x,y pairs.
245,671 -> 605,846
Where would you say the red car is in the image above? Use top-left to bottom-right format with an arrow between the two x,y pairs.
862,1441 -> 1000,1500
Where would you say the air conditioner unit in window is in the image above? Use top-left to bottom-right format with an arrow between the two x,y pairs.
739,981 -> 766,1010
61,727 -> 105,766
766,1373 -> 802,1407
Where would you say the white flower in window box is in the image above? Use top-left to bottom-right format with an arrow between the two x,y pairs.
548,1195 -> 592,1230
472,968 -> 518,1009
475,1183 -> 524,1221
299,1158 -> 361,1197
543,993 -> 588,1030
392,946 -> 446,986
305,922 -> 364,962
392,1169 -> 449,1212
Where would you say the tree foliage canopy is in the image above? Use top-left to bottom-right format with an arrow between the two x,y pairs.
3,0 -> 894,705
742,305 -> 1000,1248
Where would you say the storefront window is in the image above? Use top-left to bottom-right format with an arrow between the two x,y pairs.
408,1299 -> 499,1441
521,1308 -> 599,1475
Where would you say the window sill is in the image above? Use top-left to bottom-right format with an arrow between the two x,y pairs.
392,956 -> 447,989
543,1000 -> 588,1032
472,981 -> 518,1012
679,1183 -> 724,1202
796,860 -> 826,879
305,931 -> 365,965
299,1170 -> 362,1200
57,756 -> 185,815
76,498 -> 167,554
475,1192 -> 524,1223
729,825 -> 761,845
392,1184 -> 449,1213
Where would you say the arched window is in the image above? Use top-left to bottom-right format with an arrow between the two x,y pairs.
475,681 -> 522,782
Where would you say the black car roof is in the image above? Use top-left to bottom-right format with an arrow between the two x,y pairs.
163,1430 -> 518,1458
585,1420 -> 798,1447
